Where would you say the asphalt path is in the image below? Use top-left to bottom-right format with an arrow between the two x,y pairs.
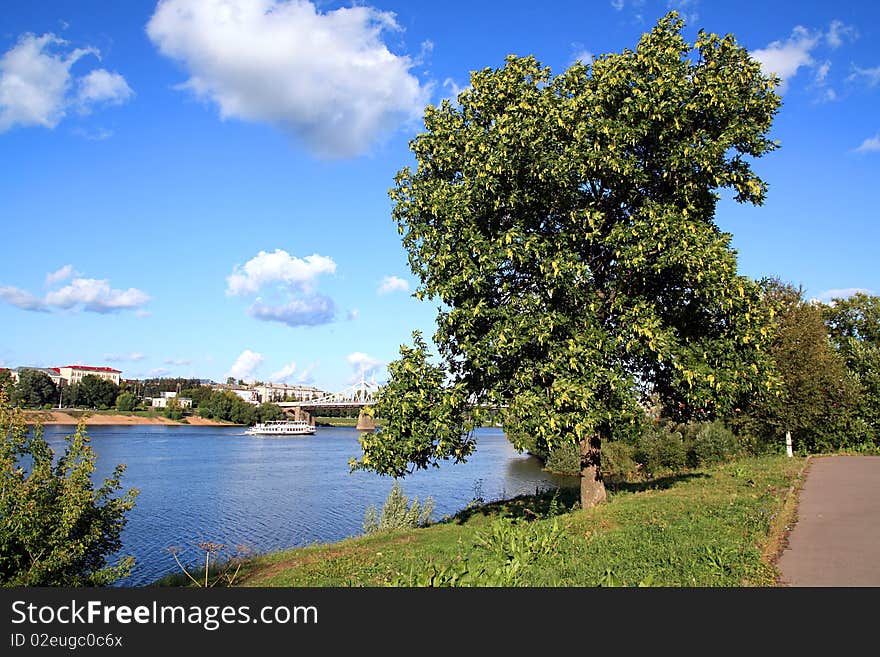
777,455 -> 880,586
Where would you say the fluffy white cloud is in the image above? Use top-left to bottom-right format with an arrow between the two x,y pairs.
815,60 -> 831,85
855,134 -> 880,153
227,249 -> 338,326
377,275 -> 409,295
105,352 -> 146,362
346,351 -> 382,382
752,26 -> 820,92
77,69 -> 133,108
0,269 -> 150,314
45,278 -> 150,313
45,264 -> 77,286
0,33 -> 132,133
226,349 -> 264,381
248,295 -> 335,326
227,250 -> 336,296
268,361 -> 297,383
146,0 -> 431,158
297,361 -> 317,384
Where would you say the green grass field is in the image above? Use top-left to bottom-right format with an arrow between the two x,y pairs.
154,454 -> 805,587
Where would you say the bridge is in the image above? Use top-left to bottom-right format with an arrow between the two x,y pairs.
277,378 -> 380,430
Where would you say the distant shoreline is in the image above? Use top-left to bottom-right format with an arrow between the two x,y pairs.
22,410 -> 241,427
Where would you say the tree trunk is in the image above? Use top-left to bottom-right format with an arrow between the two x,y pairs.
579,435 -> 607,509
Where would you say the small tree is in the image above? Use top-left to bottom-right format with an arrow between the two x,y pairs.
0,393 -> 139,585
116,392 -> 137,412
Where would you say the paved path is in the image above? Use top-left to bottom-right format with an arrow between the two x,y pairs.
777,455 -> 880,586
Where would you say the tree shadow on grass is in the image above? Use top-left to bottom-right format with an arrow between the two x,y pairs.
448,471 -> 710,525
606,471 -> 709,494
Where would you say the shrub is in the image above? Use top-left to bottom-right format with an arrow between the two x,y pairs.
602,441 -> 640,483
0,393 -> 139,585
363,481 -> 434,534
544,442 -> 580,475
634,423 -> 687,475
692,420 -> 740,465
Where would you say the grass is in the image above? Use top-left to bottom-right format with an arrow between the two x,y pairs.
153,454 -> 806,587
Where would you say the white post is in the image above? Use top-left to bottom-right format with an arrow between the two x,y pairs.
785,430 -> 793,458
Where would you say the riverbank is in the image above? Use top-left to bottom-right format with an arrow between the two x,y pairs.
155,454 -> 806,587
23,410 -> 240,426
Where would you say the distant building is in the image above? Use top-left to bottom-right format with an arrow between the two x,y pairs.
145,391 -> 192,409
8,367 -> 64,387
58,365 -> 122,386
229,389 -> 260,405
254,383 -> 324,403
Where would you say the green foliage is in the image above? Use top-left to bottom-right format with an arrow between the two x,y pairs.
163,397 -> 184,421
692,420 -> 740,465
255,402 -> 284,423
600,441 -> 641,483
115,392 -> 137,412
0,370 -> 12,396
743,280 -> 859,452
352,332 -> 478,477
65,374 -> 119,410
12,370 -> 58,408
821,293 -> 880,448
0,393 -> 138,585
634,423 -> 687,475
543,442 -> 581,476
363,481 -> 435,534
197,390 -> 261,425
362,12 -> 781,495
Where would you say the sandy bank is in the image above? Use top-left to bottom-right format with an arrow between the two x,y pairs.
23,411 -> 240,427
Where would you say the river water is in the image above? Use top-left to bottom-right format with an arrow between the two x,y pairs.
38,424 -> 573,586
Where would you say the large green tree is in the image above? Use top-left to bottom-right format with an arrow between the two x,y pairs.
67,374 -> 119,409
355,13 -> 781,507
743,280 -> 858,452
821,292 -> 880,446
12,370 -> 58,408
0,393 -> 139,585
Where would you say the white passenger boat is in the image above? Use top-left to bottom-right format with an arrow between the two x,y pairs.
245,420 -> 316,436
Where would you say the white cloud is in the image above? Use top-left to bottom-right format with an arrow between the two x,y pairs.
377,275 -> 409,295
815,60 -> 831,85
572,50 -> 593,65
0,32 -> 132,133
346,351 -> 383,382
855,134 -> 880,153
817,288 -> 873,301
827,20 -> 857,49
72,126 -> 113,140
45,278 -> 150,313
752,26 -> 820,92
347,308 -> 359,321
297,361 -> 317,385
610,0 -> 625,10
248,295 -> 335,327
105,352 -> 146,362
45,264 -> 77,286
0,286 -> 48,312
227,249 -> 338,326
148,367 -> 172,378
269,361 -> 297,383
164,357 -> 192,366
77,69 -> 133,109
226,349 -> 264,381
848,66 -> 880,87
146,0 -> 431,158
134,309 -> 152,318
227,250 -> 336,296
1,269 -> 150,314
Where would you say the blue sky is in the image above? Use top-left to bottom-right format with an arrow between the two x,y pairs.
1,0 -> 878,392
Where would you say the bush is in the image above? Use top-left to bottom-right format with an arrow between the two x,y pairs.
0,393 -> 139,585
363,481 -> 434,534
601,441 -> 640,483
544,442 -> 580,475
634,423 -> 687,475
691,421 -> 740,465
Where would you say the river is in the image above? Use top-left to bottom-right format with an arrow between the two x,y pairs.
38,424 -> 574,586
